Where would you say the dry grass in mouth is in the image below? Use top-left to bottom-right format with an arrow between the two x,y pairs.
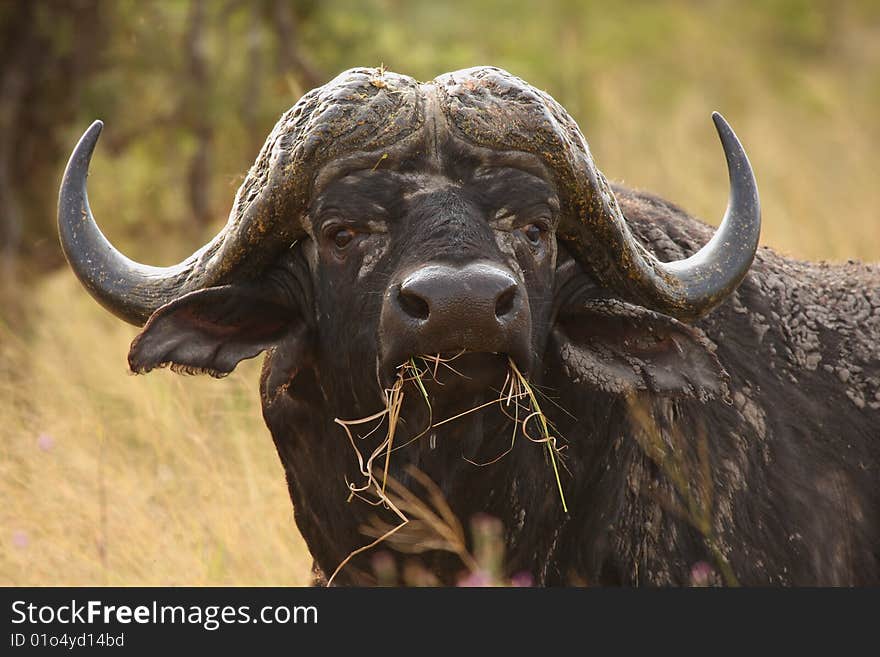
329,354 -> 568,585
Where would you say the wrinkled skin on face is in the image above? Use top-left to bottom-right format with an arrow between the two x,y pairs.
117,67 -> 880,586
304,152 -> 557,388
285,120 -> 575,584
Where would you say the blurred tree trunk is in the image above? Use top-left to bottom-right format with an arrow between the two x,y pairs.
0,0 -> 105,293
184,0 -> 214,229
241,4 -> 265,157
0,2 -> 31,293
271,0 -> 323,89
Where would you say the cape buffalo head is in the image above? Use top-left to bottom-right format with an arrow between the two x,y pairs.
59,67 -> 760,582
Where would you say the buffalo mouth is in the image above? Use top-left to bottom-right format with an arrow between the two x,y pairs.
357,351 -> 520,481
379,350 -> 521,394
399,351 -> 510,393
384,351 -> 521,452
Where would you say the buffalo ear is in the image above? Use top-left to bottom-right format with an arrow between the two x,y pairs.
552,298 -> 728,401
128,285 -> 305,378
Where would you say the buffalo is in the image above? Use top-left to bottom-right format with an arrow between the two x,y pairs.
58,67 -> 879,585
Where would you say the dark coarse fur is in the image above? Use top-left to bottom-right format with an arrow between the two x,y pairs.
551,189 -> 880,585
257,188 -> 880,585
120,67 -> 880,586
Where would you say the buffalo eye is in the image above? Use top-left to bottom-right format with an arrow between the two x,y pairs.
521,222 -> 547,246
328,227 -> 355,250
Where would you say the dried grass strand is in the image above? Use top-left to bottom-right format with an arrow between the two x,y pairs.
329,353 -> 571,584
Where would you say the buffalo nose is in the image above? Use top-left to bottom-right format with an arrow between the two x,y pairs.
398,264 -> 520,323
380,261 -> 532,376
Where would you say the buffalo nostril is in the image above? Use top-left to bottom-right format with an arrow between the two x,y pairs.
398,286 -> 430,321
495,285 -> 518,319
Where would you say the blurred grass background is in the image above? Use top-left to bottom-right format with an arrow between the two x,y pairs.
1,0 -> 879,585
